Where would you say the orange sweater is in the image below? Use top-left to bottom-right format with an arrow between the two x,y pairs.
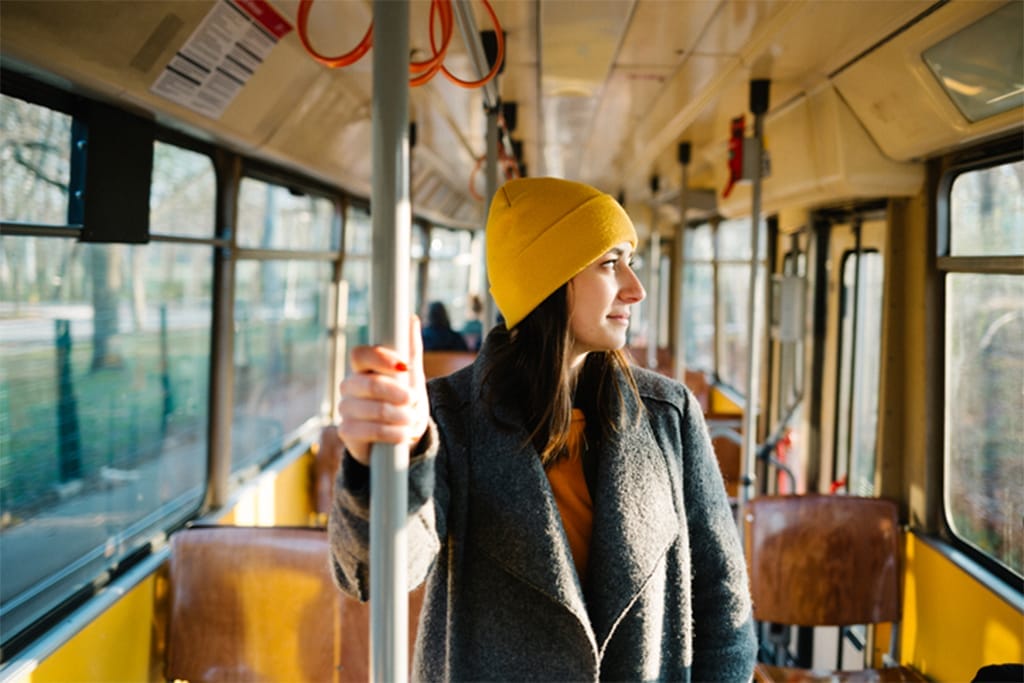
545,409 -> 592,580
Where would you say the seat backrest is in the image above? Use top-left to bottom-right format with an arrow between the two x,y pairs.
422,350 -> 475,379
744,494 -> 902,627
683,369 -> 711,413
166,526 -> 367,683
706,414 -> 742,498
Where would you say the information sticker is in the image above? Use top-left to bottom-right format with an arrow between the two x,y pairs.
151,0 -> 292,119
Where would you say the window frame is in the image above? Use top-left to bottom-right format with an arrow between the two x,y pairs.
935,142 -> 1024,589
831,246 -> 884,497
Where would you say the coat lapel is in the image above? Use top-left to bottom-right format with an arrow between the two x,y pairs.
458,338 -> 678,656
586,379 -> 679,653
464,358 -> 595,646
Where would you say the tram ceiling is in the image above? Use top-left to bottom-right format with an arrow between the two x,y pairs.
1,0 -> 1018,227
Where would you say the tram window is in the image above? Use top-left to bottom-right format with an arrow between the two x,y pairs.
232,260 -> 332,470
0,94 -> 72,226
657,251 -> 672,348
833,250 -> 884,497
150,142 -> 215,237
237,178 -> 337,250
682,262 -> 714,369
342,205 -> 372,356
943,159 -> 1024,578
345,203 -> 372,255
687,222 -> 714,259
717,215 -> 768,259
778,251 -> 806,409
717,263 -> 753,390
426,228 -> 473,330
682,224 -> 714,370
0,237 -> 210,645
411,222 -> 428,318
716,218 -> 768,391
948,162 -> 1024,256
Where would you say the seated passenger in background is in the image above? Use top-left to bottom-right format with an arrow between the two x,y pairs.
421,301 -> 468,352
461,294 -> 484,351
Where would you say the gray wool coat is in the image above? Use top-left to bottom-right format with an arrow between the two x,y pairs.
330,350 -> 757,682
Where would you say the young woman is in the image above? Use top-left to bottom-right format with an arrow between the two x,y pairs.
331,177 -> 756,682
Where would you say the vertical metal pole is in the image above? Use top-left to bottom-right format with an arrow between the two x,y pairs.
482,106 -> 500,329
416,225 -> 430,320
452,0 -> 501,331
737,80 -> 770,536
329,200 -> 346,423
674,143 -> 691,384
647,175 -> 661,370
647,232 -> 661,370
452,0 -> 500,109
370,3 -> 410,682
205,151 -> 238,510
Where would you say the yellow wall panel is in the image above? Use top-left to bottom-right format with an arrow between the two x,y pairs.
25,576 -> 156,683
902,534 -> 1023,682
709,387 -> 743,415
222,452 -> 317,527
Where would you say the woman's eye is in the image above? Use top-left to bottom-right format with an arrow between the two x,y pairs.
601,258 -> 618,267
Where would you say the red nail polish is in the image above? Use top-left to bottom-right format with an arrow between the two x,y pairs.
395,361 -> 409,372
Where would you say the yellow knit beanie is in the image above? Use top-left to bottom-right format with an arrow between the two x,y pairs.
486,177 -> 638,329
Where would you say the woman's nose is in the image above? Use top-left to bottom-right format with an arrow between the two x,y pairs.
619,266 -> 646,303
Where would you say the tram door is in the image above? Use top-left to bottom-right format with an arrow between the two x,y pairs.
817,214 -> 887,497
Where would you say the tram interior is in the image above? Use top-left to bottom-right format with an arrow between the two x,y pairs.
0,0 -> 1021,681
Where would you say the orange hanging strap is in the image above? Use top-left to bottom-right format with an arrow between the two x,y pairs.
296,0 -> 374,69
297,0 -> 504,90
440,0 -> 504,89
409,0 -> 454,87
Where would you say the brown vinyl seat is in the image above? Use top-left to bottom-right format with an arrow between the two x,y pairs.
745,495 -> 927,683
166,526 -> 425,683
166,525 -> 361,682
422,350 -> 475,379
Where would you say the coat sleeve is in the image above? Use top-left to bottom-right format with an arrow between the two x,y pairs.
328,420 -> 449,601
679,389 -> 757,683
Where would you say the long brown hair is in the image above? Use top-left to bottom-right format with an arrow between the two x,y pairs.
481,284 -> 642,465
